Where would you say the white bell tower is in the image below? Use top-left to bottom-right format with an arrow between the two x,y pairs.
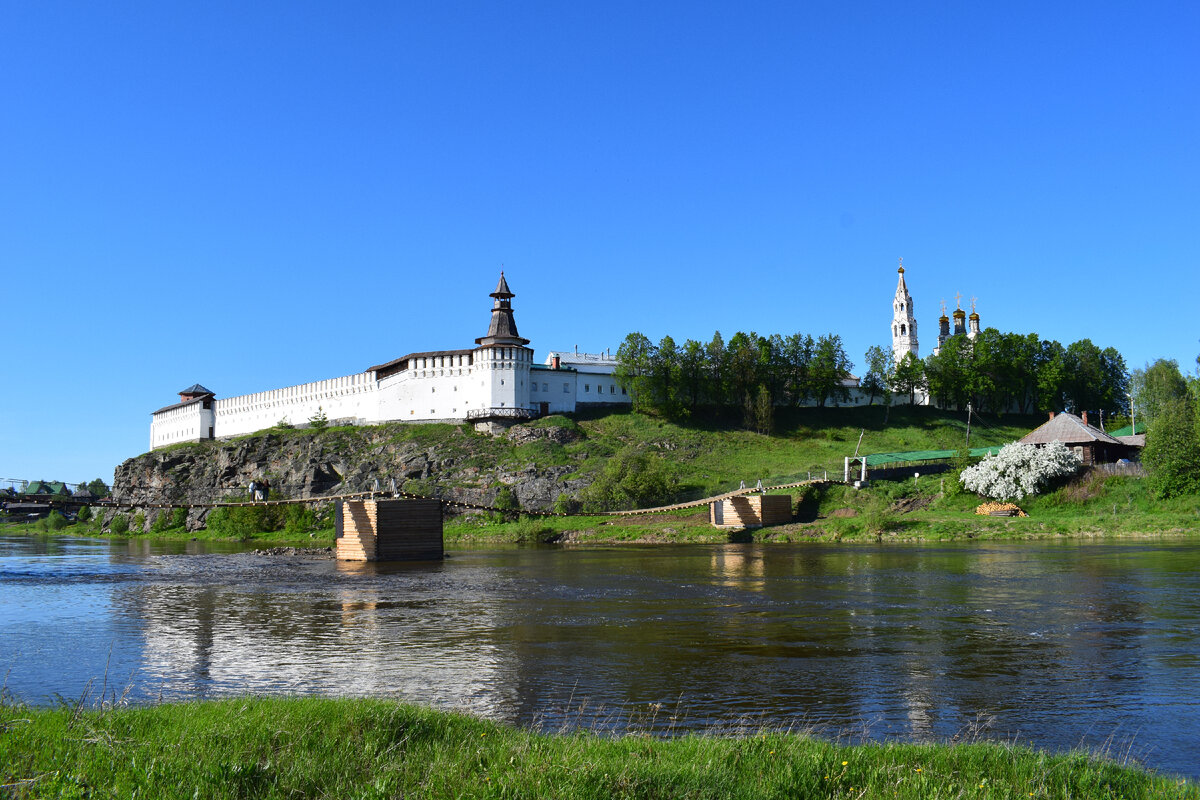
891,258 -> 918,363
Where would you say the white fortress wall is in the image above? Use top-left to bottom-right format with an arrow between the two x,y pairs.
150,402 -> 214,449
376,353 -> 481,422
214,372 -> 378,438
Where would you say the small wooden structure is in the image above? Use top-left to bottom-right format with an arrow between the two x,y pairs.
1019,411 -> 1135,467
335,499 -> 443,561
710,494 -> 793,529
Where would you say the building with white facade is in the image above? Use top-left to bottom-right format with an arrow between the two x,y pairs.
149,274 -> 630,449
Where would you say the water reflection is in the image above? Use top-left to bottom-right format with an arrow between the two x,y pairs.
0,536 -> 1198,779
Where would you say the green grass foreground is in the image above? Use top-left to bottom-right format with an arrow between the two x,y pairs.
0,698 -> 1193,799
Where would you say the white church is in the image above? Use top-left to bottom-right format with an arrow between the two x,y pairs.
149,274 -> 630,449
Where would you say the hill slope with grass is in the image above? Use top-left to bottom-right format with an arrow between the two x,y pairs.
99,406 -> 1035,535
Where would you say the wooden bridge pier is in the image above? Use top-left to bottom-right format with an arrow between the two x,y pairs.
335,498 -> 444,562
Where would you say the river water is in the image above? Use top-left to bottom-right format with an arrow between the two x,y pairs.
1,535 -> 1197,778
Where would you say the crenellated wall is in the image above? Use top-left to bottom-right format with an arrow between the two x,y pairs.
214,372 -> 378,437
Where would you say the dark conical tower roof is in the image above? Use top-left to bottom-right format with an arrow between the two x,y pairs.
476,272 -> 530,347
492,272 -> 514,298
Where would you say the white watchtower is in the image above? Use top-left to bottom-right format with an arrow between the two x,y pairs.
891,259 -> 918,364
470,272 -> 536,432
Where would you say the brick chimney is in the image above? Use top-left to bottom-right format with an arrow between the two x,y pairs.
551,355 -> 561,369
1082,410 -> 1089,426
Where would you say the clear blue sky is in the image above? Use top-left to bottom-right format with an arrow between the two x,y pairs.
3,1 -> 1198,485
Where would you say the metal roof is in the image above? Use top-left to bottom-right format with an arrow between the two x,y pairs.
1019,413 -> 1123,446
862,445 -> 1003,467
179,384 -> 213,396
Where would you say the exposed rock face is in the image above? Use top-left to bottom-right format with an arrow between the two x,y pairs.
110,422 -> 592,531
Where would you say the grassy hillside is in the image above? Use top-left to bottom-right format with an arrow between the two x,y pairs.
563,404 -> 1036,501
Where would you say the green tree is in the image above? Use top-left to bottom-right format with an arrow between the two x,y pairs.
1142,397 -> 1200,498
783,333 -> 814,405
1035,339 -> 1069,412
580,447 -> 678,511
925,335 -> 974,410
891,352 -> 926,405
678,339 -> 706,415
809,334 -> 851,407
861,345 -> 893,406
615,332 -> 657,413
751,384 -> 773,435
1131,359 -> 1188,427
109,514 -> 129,535
45,510 -> 69,530
77,505 -> 92,522
650,335 -> 681,416
308,406 -> 329,430
726,332 -> 761,415
86,478 -> 109,498
704,331 -> 728,407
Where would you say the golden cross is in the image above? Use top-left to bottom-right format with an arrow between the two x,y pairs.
940,299 -> 947,316
954,291 -> 962,309
971,296 -> 978,313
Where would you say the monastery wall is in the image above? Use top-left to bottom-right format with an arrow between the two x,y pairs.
214,373 -> 378,438
376,354 -> 482,422
149,401 -> 214,450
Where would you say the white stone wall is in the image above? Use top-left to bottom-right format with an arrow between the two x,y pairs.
212,373 -> 378,438
376,354 -> 480,422
149,401 -> 215,449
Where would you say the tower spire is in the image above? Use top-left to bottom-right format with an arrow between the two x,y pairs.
476,272 -> 529,346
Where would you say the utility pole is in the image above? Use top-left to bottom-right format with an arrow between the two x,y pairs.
966,402 -> 972,448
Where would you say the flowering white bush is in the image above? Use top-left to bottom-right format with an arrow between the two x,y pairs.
959,442 -> 1081,501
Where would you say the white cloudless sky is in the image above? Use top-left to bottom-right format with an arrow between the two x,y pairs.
2,1 -> 1198,484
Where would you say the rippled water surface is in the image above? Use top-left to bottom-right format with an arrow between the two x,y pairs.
2,535 -> 1198,778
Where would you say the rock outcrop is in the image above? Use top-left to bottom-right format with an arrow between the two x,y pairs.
110,421 -> 591,531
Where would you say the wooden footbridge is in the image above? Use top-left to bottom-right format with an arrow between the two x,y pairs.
2,475 -> 832,519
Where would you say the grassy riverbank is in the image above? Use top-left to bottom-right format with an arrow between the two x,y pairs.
444,471 -> 1200,545
8,470 -> 1198,547
0,697 -> 1192,799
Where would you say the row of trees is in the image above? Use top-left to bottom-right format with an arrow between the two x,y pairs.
614,330 -> 854,427
862,330 -> 1129,416
1133,356 -> 1200,498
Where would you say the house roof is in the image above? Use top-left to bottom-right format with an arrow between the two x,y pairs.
179,383 -> 213,396
25,481 -> 70,495
1019,413 -> 1124,446
1106,421 -> 1148,437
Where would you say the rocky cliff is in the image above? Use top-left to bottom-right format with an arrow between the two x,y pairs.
110,420 -> 593,531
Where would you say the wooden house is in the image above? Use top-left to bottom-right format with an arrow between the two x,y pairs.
1019,412 -> 1135,466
